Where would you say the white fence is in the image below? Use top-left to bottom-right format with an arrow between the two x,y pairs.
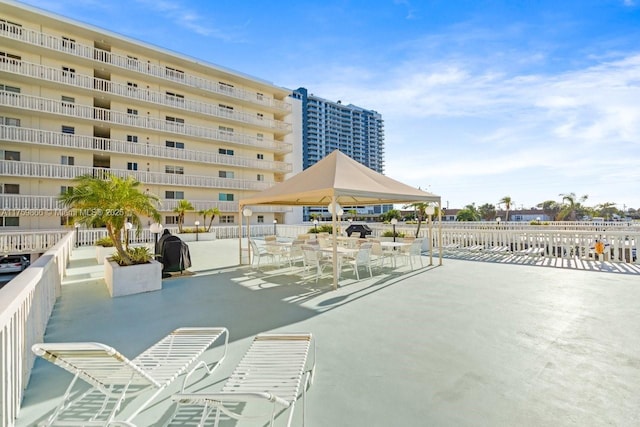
0,232 -> 73,427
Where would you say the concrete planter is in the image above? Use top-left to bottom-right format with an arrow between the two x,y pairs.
104,258 -> 162,298
176,232 -> 216,242
96,246 -> 116,264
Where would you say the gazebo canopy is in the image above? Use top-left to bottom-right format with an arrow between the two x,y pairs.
239,150 -> 440,207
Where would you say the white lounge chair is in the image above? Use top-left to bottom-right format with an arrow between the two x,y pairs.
32,327 -> 229,426
171,332 -> 316,427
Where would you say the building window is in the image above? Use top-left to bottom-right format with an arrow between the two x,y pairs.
60,215 -> 72,226
3,184 -> 19,194
257,174 -> 264,181
61,156 -> 74,165
218,193 -> 234,202
218,148 -> 234,156
127,82 -> 138,91
0,19 -> 23,36
219,126 -> 234,134
0,51 -> 21,64
165,191 -> 185,200
256,92 -> 264,100
166,116 -> 185,125
62,66 -> 75,78
0,217 -> 19,227
127,108 -> 138,115
257,133 -> 264,141
165,66 -> 185,79
127,135 -> 138,143
257,215 -> 264,223
219,82 -> 234,93
218,104 -> 234,112
256,153 -> 264,160
3,150 -> 20,161
165,165 -> 184,175
127,55 -> 138,67
62,36 -> 76,50
60,186 -> 73,195
61,95 -> 75,108
165,91 -> 185,104
0,84 -> 20,93
165,215 -> 179,225
61,126 -> 75,134
219,171 -> 234,179
127,162 -> 138,171
1,117 -> 21,126
165,140 -> 184,149
257,113 -> 264,120
220,215 -> 234,224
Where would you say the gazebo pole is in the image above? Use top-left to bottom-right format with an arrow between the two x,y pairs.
331,196 -> 339,291
238,205 -> 243,265
438,201 -> 443,266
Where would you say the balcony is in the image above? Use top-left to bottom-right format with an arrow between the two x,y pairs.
0,125 -> 293,173
0,160 -> 273,191
0,59 -> 292,134
0,92 -> 292,154
0,22 -> 291,113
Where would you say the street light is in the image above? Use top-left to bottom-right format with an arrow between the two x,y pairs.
124,221 -> 133,249
273,219 -> 277,236
425,205 -> 435,266
194,220 -> 200,241
150,222 -> 163,251
391,218 -> 398,242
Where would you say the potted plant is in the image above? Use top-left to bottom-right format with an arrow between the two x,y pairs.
95,236 -> 116,263
60,174 -> 162,297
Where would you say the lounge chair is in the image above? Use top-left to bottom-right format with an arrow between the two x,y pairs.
32,327 -> 229,426
171,333 -> 315,427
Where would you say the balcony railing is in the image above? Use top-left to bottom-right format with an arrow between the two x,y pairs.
0,231 -> 72,427
0,22 -> 291,113
0,125 -> 293,173
0,160 -> 273,191
0,59 -> 292,133
0,92 -> 292,154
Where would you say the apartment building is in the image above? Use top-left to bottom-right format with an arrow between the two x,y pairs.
0,0 -> 300,231
291,87 -> 389,220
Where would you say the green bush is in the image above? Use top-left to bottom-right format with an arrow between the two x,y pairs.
111,246 -> 152,266
308,224 -> 334,234
95,236 -> 114,247
382,230 -> 405,238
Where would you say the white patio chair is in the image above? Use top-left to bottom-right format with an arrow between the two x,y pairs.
287,238 -> 306,267
301,244 -> 332,283
171,333 -> 315,427
32,327 -> 229,427
370,240 -> 394,270
398,238 -> 424,269
342,242 -> 373,280
249,239 -> 275,270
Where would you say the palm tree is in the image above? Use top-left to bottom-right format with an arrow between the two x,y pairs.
537,200 -> 561,221
173,199 -> 194,233
59,174 -> 160,265
456,203 -> 481,221
596,202 -> 617,220
198,207 -> 221,232
499,196 -> 512,222
478,203 -> 497,221
558,193 -> 588,221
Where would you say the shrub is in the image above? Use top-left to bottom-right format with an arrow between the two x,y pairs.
95,236 -> 114,247
382,230 -> 405,238
308,224 -> 334,234
111,246 -> 152,266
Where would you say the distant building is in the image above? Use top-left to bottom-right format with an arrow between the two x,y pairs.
291,87 -> 389,220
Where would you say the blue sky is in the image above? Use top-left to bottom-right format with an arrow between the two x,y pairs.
20,0 -> 640,211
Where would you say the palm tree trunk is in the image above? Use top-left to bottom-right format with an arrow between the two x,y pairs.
107,225 -> 132,264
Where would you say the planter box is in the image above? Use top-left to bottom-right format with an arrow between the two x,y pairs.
96,246 -> 116,264
104,258 -> 162,298
176,232 -> 216,242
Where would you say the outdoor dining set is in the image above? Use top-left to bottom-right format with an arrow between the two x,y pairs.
249,233 -> 427,283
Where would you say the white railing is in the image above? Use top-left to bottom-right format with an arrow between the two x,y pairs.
0,126 -> 293,173
0,230 -> 69,254
0,92 -> 292,153
0,231 -> 73,427
0,22 -> 291,113
0,60 -> 292,133
0,160 -> 273,191
435,220 -> 640,230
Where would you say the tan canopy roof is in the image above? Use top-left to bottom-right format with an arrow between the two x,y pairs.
240,150 -> 440,207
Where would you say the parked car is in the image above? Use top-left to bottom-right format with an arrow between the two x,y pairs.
345,223 -> 373,238
0,255 -> 30,274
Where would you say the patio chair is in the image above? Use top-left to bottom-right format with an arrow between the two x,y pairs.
398,238 -> 424,270
249,239 -> 275,270
287,238 -> 306,267
171,332 -> 315,427
301,244 -> 332,283
341,242 -> 373,280
370,240 -> 394,270
31,327 -> 229,427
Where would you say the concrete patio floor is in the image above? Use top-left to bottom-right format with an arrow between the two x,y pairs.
16,239 -> 640,426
